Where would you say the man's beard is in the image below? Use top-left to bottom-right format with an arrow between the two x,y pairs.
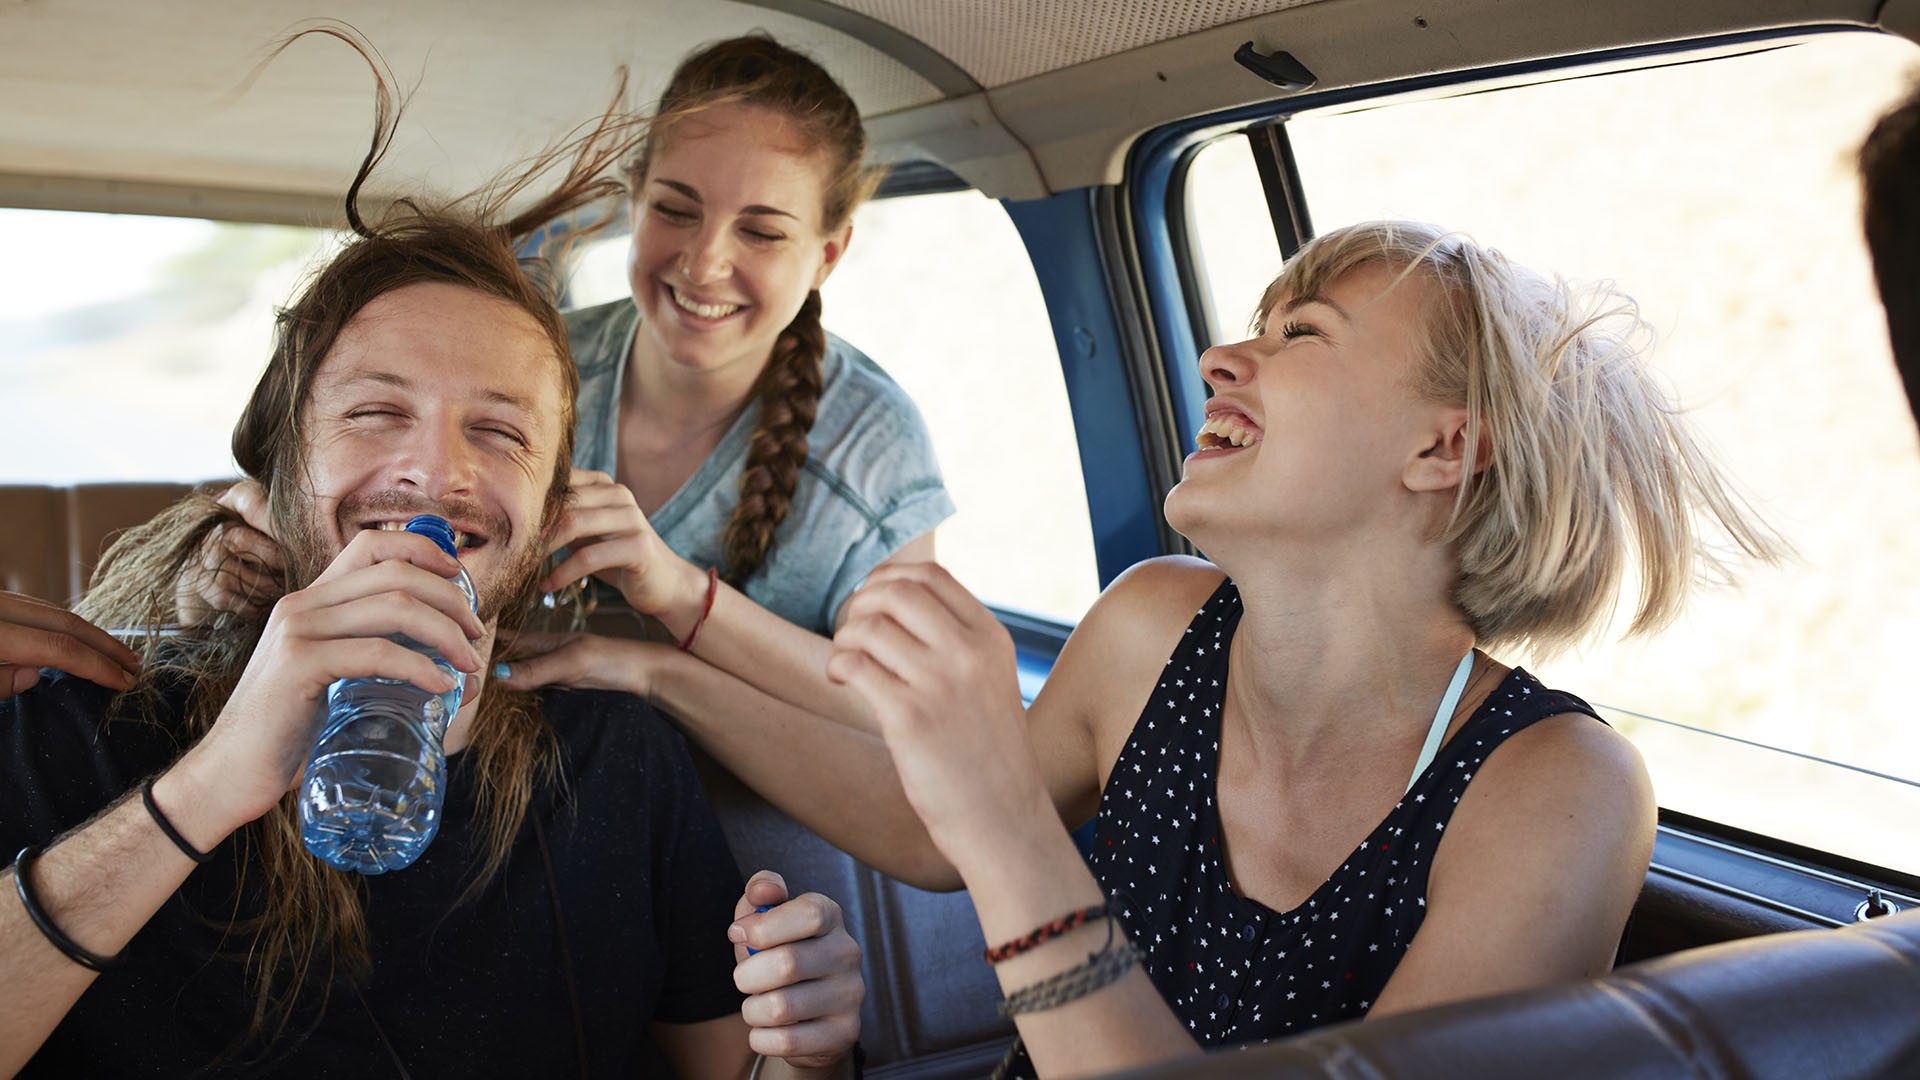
280,490 -> 548,624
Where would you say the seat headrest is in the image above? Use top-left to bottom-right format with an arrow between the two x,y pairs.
1104,908 -> 1920,1080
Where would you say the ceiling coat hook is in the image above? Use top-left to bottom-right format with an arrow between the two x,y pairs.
1233,42 -> 1317,92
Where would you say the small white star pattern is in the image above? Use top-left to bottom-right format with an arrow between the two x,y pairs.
1000,581 -> 1601,1078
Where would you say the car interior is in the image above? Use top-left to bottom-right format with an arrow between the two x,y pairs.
3,1 -> 1919,1076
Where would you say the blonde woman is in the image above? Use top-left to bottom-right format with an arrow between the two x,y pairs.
634,221 -> 1782,1076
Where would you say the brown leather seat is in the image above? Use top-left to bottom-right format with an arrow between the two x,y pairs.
0,482 -> 201,605
1105,907 -> 1920,1080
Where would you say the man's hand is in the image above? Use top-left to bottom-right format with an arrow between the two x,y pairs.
0,592 -> 141,699
167,528 -> 486,837
177,480 -> 287,624
542,470 -> 710,634
730,871 -> 864,1071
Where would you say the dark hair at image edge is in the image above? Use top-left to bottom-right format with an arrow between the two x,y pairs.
76,24 -> 657,1058
631,34 -> 885,586
1861,81 -> 1920,427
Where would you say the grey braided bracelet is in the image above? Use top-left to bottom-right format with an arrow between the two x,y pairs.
996,939 -> 1142,1017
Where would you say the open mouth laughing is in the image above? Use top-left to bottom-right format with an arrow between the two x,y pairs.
667,284 -> 744,320
361,518 -> 489,552
1196,409 -> 1264,451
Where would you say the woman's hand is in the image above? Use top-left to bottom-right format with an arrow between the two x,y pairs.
177,480 -> 286,624
492,630 -> 665,700
824,563 -> 1039,870
730,870 -> 864,1071
542,470 -> 711,634
0,592 -> 141,699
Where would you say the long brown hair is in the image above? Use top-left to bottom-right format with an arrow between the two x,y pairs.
629,34 -> 884,586
77,25 -> 653,1052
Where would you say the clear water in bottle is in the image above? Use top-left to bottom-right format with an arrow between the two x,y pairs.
299,514 -> 478,874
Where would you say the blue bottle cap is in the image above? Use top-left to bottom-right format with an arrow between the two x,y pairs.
404,514 -> 458,557
745,903 -> 774,956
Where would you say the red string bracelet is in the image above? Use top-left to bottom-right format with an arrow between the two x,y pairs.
984,904 -> 1108,964
676,567 -> 719,652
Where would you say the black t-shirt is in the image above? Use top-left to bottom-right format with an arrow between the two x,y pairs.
2,670 -> 746,1077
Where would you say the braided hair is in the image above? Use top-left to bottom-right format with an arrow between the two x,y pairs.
727,289 -> 827,584
632,35 -> 882,585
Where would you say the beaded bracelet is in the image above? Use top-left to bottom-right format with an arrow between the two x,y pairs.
984,904 -> 1107,964
11,846 -> 128,972
141,776 -> 214,864
676,567 -> 720,652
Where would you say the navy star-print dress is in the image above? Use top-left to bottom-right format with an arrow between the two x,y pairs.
1002,579 -> 1600,1076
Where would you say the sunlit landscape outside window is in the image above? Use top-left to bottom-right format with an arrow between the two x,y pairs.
1186,31 -> 1920,875
0,212 -> 339,484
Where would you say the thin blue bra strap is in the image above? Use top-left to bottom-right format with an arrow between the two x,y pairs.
1407,652 -> 1476,794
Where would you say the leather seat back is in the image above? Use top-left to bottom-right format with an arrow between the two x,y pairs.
0,482 -> 200,604
1105,908 -> 1920,1080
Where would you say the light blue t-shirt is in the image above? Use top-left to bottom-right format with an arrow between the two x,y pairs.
566,299 -> 955,635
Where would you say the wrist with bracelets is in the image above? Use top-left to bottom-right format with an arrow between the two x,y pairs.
675,566 -> 719,652
11,773 -> 217,974
12,846 -> 129,972
987,906 -> 1141,1080
984,903 -> 1107,964
992,911 -> 1138,1017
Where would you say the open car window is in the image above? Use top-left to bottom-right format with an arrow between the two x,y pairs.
0,212 -> 338,483
1184,30 -> 1920,878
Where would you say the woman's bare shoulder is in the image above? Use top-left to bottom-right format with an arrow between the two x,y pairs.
1445,706 -> 1656,866
1480,709 -> 1649,797
1026,557 -> 1228,820
1042,557 -> 1226,717
1091,555 -> 1228,627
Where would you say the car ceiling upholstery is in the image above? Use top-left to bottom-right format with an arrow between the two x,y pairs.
0,0 -> 1897,225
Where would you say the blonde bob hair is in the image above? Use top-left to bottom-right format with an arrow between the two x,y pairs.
1253,221 -> 1783,655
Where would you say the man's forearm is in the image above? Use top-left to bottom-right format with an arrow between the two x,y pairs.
0,769 -> 224,1074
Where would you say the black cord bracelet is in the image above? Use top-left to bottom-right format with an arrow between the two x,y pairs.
141,776 -> 213,864
10,846 -> 128,972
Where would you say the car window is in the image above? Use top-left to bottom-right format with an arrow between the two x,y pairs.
1183,31 -> 1920,875
571,189 -> 1102,623
1186,138 -> 1283,344
0,211 -> 338,483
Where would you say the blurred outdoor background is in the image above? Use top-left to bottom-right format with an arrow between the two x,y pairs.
1,30 -> 1913,875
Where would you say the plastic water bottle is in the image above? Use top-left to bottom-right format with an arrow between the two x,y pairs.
299,514 -> 477,874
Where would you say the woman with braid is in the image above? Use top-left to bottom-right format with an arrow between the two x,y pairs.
190,36 -> 952,730
547,34 -> 949,636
